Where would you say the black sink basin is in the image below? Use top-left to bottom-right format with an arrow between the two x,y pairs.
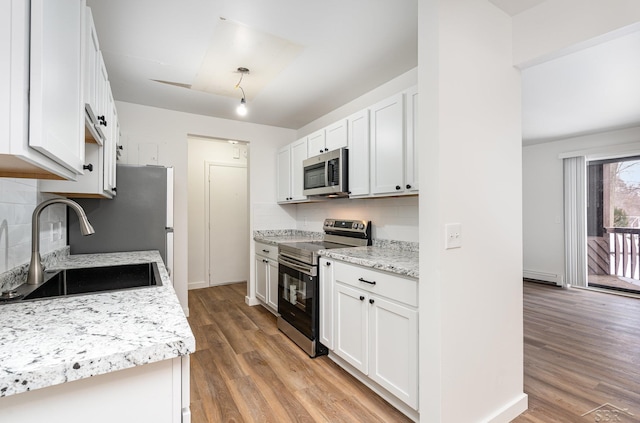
1,262 -> 161,303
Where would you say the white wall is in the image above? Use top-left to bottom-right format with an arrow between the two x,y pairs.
0,178 -> 66,274
512,0 -> 640,67
419,0 -> 526,421
294,196 -> 419,242
115,101 -> 296,314
523,126 -> 640,285
187,136 -> 248,289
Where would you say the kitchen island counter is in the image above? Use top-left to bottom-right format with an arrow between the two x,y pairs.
0,250 -> 195,398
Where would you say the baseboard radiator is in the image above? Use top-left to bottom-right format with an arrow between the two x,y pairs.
523,270 -> 564,286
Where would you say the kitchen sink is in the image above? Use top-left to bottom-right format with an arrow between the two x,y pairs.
0,262 -> 162,303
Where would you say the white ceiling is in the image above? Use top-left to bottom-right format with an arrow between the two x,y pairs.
522,26 -> 640,144
86,0 -> 418,130
87,0 -> 640,142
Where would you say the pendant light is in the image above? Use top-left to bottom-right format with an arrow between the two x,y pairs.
235,67 -> 249,116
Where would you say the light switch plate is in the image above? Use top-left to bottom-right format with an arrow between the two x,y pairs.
445,223 -> 462,249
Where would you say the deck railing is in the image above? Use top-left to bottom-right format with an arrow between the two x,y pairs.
605,227 -> 640,280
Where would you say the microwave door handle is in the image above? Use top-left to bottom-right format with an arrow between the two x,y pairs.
324,161 -> 330,187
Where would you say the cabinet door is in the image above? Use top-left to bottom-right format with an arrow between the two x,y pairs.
84,7 -> 99,127
290,138 -> 308,201
255,256 -> 267,302
103,84 -> 117,194
404,86 -> 419,193
319,258 -> 334,350
276,145 -> 291,202
307,129 -> 326,157
370,93 -> 404,195
347,110 -> 370,197
334,283 -> 368,373
29,0 -> 85,174
368,295 -> 418,409
266,259 -> 279,311
325,120 -> 348,151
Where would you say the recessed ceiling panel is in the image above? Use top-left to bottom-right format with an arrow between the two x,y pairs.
190,18 -> 304,100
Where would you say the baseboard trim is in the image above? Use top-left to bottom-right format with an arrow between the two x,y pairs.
484,393 -> 528,423
188,280 -> 208,290
245,296 -> 260,306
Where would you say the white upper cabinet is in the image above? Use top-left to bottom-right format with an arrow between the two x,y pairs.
325,120 -> 348,151
290,137 -> 308,201
40,5 -> 119,198
83,7 -> 104,145
276,145 -> 292,202
347,110 -> 370,197
370,93 -> 405,195
404,86 -> 419,193
0,0 -> 83,180
307,121 -> 348,158
277,137 -> 308,203
307,129 -> 326,157
29,0 -> 85,175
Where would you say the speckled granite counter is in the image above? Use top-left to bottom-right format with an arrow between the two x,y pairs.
254,230 -> 419,278
319,246 -> 419,278
0,251 -> 195,398
253,229 -> 323,245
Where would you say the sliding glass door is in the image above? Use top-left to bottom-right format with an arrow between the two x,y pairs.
587,156 -> 640,293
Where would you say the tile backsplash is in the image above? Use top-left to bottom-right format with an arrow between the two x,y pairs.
0,178 -> 66,274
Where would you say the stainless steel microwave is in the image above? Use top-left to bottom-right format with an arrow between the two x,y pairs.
302,148 -> 349,197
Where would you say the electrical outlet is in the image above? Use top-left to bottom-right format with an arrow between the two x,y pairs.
445,223 -> 462,249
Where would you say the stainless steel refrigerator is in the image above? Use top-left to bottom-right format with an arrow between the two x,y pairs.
68,165 -> 174,277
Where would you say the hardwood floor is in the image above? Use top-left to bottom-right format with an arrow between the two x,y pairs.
188,282 -> 640,422
187,283 -> 412,423
514,282 -> 640,422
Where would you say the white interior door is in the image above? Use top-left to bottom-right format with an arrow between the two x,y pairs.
208,164 -> 248,286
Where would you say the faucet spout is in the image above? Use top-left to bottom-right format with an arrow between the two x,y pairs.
27,198 -> 95,285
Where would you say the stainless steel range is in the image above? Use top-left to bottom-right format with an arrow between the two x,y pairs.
277,219 -> 372,357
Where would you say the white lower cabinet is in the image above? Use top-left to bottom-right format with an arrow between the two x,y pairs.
319,258 -> 334,349
255,241 -> 279,312
326,260 -> 419,412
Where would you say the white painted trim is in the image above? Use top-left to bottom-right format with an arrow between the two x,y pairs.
483,393 -> 529,423
558,141 -> 640,160
188,280 -> 208,290
245,295 -> 260,306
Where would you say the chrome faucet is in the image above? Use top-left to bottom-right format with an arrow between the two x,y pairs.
27,198 -> 95,285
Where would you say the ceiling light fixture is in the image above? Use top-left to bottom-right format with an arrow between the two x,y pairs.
235,67 -> 249,116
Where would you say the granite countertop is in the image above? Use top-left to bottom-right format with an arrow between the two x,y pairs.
319,246 -> 419,279
254,230 -> 419,278
0,251 -> 195,398
253,229 -> 323,246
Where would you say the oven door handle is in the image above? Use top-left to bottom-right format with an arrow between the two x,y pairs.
278,256 -> 317,277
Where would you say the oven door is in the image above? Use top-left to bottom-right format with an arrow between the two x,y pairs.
277,255 -> 317,340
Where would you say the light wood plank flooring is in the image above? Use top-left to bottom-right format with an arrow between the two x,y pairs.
187,283 -> 412,423
188,282 -> 640,422
514,282 -> 640,422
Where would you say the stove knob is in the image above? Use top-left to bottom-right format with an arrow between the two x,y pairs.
358,223 -> 365,229
352,222 -> 358,229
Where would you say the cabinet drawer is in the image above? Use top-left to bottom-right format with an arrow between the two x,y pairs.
255,241 -> 278,261
334,261 -> 417,307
